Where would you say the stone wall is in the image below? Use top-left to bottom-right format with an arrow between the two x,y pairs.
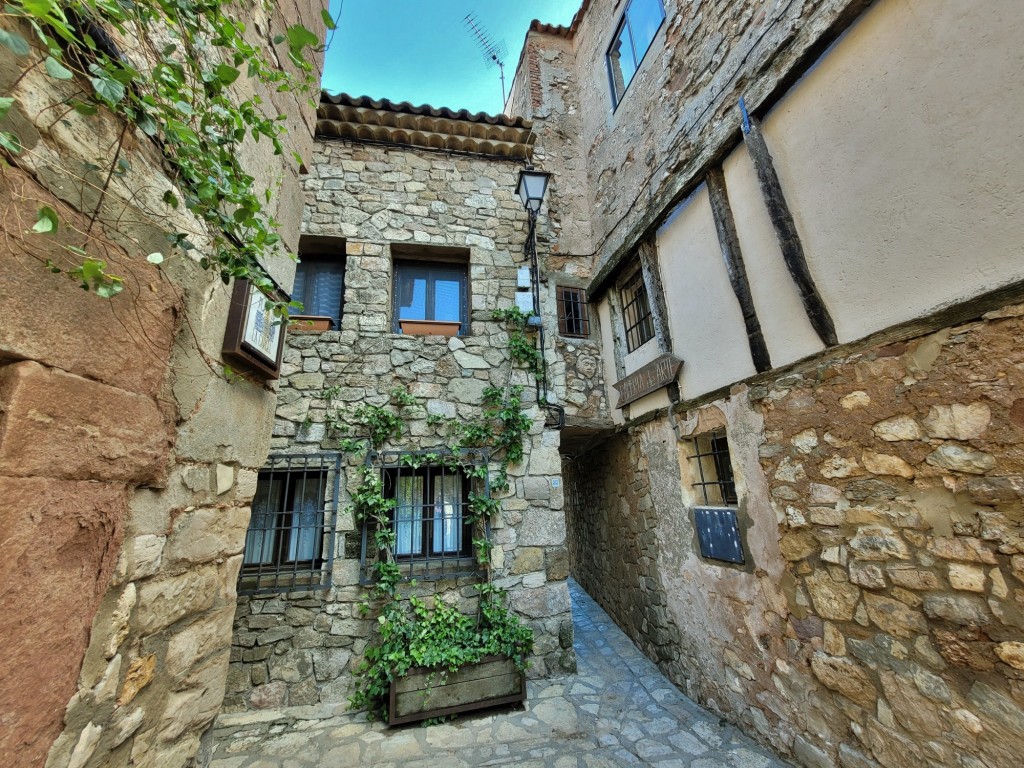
565,305 -> 1024,767
226,137 -> 577,712
512,0 -> 872,283
0,5 -> 323,767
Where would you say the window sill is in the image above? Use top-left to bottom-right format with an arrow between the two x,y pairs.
361,556 -> 483,584
290,315 -> 336,333
398,319 -> 463,337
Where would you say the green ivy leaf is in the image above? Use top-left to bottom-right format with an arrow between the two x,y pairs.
146,252 -> 164,264
71,100 -> 98,116
95,279 -> 124,298
0,96 -> 14,120
321,8 -> 336,30
136,112 -> 157,136
91,75 -> 125,104
285,24 -> 319,53
215,63 -> 240,85
31,206 -> 59,234
43,56 -> 73,80
0,29 -> 30,57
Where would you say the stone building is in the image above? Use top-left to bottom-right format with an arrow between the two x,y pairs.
505,0 -> 1024,767
225,95 -> 591,710
0,4 -> 324,768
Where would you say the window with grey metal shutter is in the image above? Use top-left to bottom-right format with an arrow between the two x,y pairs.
289,257 -> 345,329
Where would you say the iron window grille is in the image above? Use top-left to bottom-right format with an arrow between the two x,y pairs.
360,449 -> 490,584
688,431 -> 744,564
289,255 -> 346,330
620,268 -> 655,352
688,430 -> 738,506
238,452 -> 342,595
556,286 -> 590,338
606,0 -> 666,107
393,259 -> 469,335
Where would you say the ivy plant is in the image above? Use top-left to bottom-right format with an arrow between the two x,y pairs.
0,0 -> 332,305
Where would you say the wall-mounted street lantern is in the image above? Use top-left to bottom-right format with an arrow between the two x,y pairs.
516,167 -> 551,216
514,165 -> 563,429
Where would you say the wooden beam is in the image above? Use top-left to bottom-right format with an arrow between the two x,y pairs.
638,239 -> 674,354
705,168 -> 772,373
742,116 -> 838,346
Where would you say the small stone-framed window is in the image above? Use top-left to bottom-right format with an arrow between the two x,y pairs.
290,236 -> 346,330
238,452 -> 342,595
556,286 -> 590,338
359,449 -> 490,583
620,268 -> 655,352
686,430 -> 745,565
606,0 -> 666,107
392,245 -> 470,336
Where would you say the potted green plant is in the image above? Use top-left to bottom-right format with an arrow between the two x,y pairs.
350,585 -> 533,725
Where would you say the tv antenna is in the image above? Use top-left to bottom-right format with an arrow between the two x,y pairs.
464,13 -> 508,106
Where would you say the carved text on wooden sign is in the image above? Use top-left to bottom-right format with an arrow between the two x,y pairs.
613,354 -> 683,408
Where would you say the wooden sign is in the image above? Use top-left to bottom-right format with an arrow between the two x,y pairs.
613,354 -> 683,408
222,278 -> 287,380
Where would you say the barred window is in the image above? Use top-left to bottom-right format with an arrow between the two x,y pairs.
687,431 -> 744,565
620,268 -> 655,352
689,430 -> 738,506
360,450 -> 489,583
239,453 -> 342,595
556,286 -> 590,337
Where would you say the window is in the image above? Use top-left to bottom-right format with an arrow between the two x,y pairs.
556,286 -> 590,337
393,259 -> 468,334
620,268 -> 655,352
238,453 -> 341,595
687,431 -> 744,564
360,450 -> 489,583
689,430 -> 738,506
607,0 -> 666,107
289,255 -> 345,329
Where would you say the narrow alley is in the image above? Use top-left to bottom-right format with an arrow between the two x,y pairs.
208,581 -> 789,767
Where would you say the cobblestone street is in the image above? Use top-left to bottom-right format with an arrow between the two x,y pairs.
208,581 -> 789,767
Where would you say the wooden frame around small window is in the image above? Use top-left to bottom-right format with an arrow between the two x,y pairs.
222,277 -> 287,380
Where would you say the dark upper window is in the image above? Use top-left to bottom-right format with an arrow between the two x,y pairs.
620,268 -> 655,352
607,0 -> 666,107
289,255 -> 345,329
393,259 -> 468,335
556,286 -> 590,337
239,453 -> 341,595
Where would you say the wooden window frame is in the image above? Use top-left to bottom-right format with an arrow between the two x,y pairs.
620,268 -> 655,352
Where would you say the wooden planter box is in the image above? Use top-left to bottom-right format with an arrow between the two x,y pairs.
290,315 -> 334,332
399,319 -> 462,337
388,655 -> 526,726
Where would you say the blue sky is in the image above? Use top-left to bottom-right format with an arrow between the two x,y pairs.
323,1 -> 582,115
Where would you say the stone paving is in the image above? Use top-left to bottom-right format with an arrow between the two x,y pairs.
207,581 -> 790,767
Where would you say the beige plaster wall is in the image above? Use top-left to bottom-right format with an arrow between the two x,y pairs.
752,0 -> 1024,345
656,184 -> 757,400
721,150 -> 824,369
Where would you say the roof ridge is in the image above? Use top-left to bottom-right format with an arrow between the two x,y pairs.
320,91 -> 530,128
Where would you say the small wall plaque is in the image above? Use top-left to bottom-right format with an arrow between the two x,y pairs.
612,353 -> 683,408
222,278 -> 286,380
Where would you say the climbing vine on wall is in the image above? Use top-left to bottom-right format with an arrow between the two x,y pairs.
0,0 -> 330,302
315,321 -> 543,720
